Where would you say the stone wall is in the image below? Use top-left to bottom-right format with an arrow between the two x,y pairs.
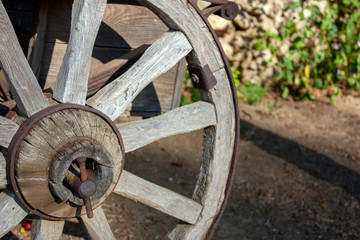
200,0 -> 328,84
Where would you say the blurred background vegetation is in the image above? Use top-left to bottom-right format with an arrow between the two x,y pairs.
183,0 -> 360,105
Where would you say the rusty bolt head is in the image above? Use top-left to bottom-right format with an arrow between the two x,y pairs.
222,2 -> 238,20
75,179 -> 97,198
225,8 -> 232,17
191,73 -> 200,84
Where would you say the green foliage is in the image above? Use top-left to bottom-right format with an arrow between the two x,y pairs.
232,66 -> 241,97
232,66 -> 266,104
253,0 -> 360,103
238,82 -> 265,104
180,70 -> 201,106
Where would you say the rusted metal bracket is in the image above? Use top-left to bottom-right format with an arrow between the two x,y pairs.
201,0 -> 238,20
188,64 -> 217,91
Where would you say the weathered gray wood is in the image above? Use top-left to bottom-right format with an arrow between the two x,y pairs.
78,206 -> 115,240
40,1 -> 182,116
141,1 -> 237,239
0,116 -> 19,148
41,41 -> 180,116
27,0 -> 48,80
41,43 -> 129,91
171,59 -> 186,109
86,31 -> 193,120
0,188 -> 28,238
45,1 -> 168,49
117,101 -> 216,152
0,153 -> 6,189
0,1 -> 236,238
53,0 -> 106,105
31,219 -> 65,240
87,44 -> 148,96
0,2 -> 49,117
114,170 -> 202,224
0,70 -> 11,101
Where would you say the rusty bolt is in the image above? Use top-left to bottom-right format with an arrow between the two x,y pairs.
76,157 -> 97,218
75,179 -> 97,199
191,73 -> 200,84
75,179 -> 97,218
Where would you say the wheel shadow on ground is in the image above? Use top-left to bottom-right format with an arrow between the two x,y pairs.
240,120 -> 360,202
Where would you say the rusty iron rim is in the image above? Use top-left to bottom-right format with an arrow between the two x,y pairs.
186,1 -> 240,239
7,103 -> 125,220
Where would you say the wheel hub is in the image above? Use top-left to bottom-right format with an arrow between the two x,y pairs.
7,104 -> 125,220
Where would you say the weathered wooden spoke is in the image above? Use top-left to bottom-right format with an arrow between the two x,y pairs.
87,44 -> 150,97
0,2 -> 49,117
31,219 -> 65,240
114,170 -> 202,224
118,101 -> 217,153
53,0 -> 107,105
86,31 -> 193,120
78,207 -> 116,240
0,116 -> 19,148
0,153 -> 7,189
0,189 -> 28,238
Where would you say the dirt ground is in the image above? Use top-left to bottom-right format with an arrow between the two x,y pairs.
217,95 -> 360,240
3,95 -> 360,240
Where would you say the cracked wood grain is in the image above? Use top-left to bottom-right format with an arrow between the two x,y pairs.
86,31 -> 192,120
27,0 -> 48,80
0,1 -> 49,116
78,207 -> 115,240
114,170 -> 202,224
0,189 -> 28,238
0,153 -> 6,189
117,101 -> 216,153
0,116 -> 19,148
53,0 -> 107,105
31,219 -> 65,240
14,108 -> 123,218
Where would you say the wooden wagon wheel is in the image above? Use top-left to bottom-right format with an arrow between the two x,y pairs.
0,0 -> 239,239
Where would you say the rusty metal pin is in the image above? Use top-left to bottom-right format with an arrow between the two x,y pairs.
84,197 -> 94,218
76,157 -> 96,218
77,157 -> 88,181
